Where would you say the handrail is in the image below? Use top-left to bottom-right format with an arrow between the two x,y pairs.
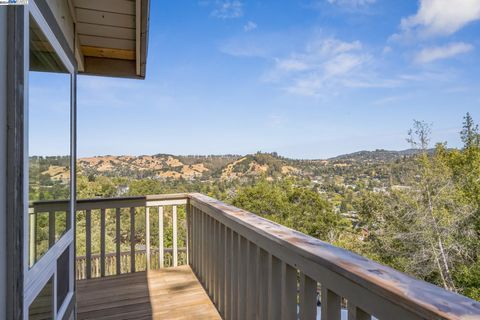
187,193 -> 480,320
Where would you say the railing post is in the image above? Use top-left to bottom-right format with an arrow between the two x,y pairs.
85,209 -> 91,279
115,208 -> 121,275
100,208 -> 106,277
158,206 -> 164,268
172,205 -> 178,267
130,207 -> 136,273
146,207 -> 150,270
299,272 -> 317,320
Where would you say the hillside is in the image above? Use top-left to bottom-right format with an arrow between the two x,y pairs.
29,149 -> 420,186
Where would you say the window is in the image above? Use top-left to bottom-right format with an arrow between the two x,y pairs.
28,14 -> 71,267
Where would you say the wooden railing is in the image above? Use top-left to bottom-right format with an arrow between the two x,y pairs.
30,193 -> 480,319
187,193 -> 480,320
31,194 -> 189,280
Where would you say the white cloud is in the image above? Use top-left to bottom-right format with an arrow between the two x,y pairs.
395,0 -> 480,39
275,58 -> 309,72
415,42 -> 474,63
210,0 -> 243,19
327,0 -> 376,7
266,37 -> 379,96
244,21 -> 257,32
383,46 -> 392,54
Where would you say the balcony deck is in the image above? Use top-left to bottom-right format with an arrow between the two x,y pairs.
32,193 -> 480,319
77,265 -> 221,320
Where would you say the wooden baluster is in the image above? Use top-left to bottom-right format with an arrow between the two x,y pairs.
219,223 -> 225,316
230,231 -> 238,320
100,208 -> 106,277
321,287 -> 341,320
283,263 -> 297,320
348,303 -> 371,320
246,242 -> 258,319
194,206 -> 198,272
203,211 -> 208,286
269,255 -> 282,320
146,207 -> 150,270
186,203 -> 191,266
238,236 -> 247,320
85,209 -> 92,279
213,219 -> 218,305
158,206 -> 164,268
49,211 -> 56,247
207,215 -> 212,295
224,227 -> 231,319
205,213 -> 210,291
258,248 -> 269,320
199,210 -> 204,282
299,272 -> 317,320
191,206 -> 196,273
130,207 -> 136,273
172,205 -> 178,267
115,208 -> 121,275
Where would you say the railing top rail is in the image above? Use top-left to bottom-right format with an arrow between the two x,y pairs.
187,192 -> 480,320
30,193 -> 189,211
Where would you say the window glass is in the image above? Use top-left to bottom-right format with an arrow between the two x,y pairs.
28,15 -> 71,266
28,277 -> 53,320
56,246 -> 70,311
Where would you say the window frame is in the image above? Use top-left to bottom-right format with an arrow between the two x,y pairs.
20,1 -> 76,319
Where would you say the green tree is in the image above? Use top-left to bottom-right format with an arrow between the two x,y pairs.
460,112 -> 480,149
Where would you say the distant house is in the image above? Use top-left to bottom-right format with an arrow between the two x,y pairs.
117,185 -> 130,196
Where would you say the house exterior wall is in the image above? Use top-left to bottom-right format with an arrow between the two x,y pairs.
0,7 -> 7,319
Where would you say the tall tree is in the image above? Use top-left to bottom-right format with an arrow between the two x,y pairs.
460,112 -> 479,149
407,120 -> 432,151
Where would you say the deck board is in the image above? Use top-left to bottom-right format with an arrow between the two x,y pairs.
77,265 -> 221,320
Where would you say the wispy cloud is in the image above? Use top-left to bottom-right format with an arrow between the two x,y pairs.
373,94 -> 410,106
415,42 -> 474,64
393,0 -> 480,40
244,21 -> 257,32
264,37 -> 396,96
209,0 -> 243,19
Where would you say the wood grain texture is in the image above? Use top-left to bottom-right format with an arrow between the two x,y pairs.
76,265 -> 221,320
81,46 -> 135,60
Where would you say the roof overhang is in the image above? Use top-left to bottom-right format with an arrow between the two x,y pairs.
70,0 -> 150,79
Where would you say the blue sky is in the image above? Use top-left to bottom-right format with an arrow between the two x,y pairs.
35,0 -> 480,158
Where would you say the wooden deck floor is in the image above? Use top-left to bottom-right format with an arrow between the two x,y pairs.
77,265 -> 221,320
